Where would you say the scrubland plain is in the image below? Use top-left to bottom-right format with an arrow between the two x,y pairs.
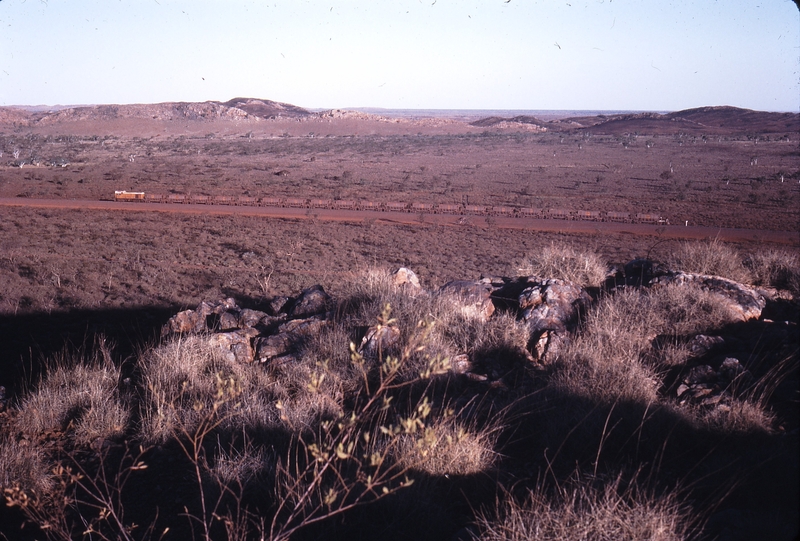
0,101 -> 797,540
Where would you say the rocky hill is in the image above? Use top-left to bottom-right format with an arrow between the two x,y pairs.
0,97 -> 311,127
471,106 -> 800,135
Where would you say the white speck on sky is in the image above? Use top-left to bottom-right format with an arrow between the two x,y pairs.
0,0 -> 798,111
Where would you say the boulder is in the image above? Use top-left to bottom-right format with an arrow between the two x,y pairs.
688,334 -> 726,357
288,285 -> 331,319
358,325 -> 401,358
162,309 -> 206,336
218,311 -> 240,331
197,298 -> 239,318
238,308 -> 269,328
652,273 -> 766,321
208,328 -> 260,364
268,296 -> 290,316
623,258 -> 654,286
255,318 -> 328,363
392,267 -> 423,295
519,279 -> 591,334
532,329 -> 570,364
439,280 -> 496,321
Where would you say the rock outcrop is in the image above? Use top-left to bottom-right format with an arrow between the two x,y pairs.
652,272 -> 767,321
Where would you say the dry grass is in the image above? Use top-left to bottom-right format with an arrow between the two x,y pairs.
666,238 -> 752,284
476,475 -> 694,541
138,334 -> 280,444
2,257 -> 795,540
517,243 -> 609,287
0,436 -> 54,495
744,249 -> 800,293
392,416 -> 497,476
551,282 -> 740,404
14,356 -> 128,446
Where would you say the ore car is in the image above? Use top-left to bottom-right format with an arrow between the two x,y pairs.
385,202 -> 409,212
606,211 -> 631,223
309,198 -> 332,209
548,208 -> 573,220
167,194 -> 187,204
437,203 -> 463,215
360,200 -> 383,211
191,195 -> 211,204
410,202 -> 436,213
576,210 -> 603,221
464,205 -> 487,215
237,196 -> 258,206
259,197 -> 283,207
636,213 -> 662,224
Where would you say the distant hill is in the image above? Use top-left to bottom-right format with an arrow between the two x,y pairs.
0,98 -> 311,127
559,106 -> 800,135
470,115 -> 549,128
470,106 -> 799,135
217,97 -> 311,119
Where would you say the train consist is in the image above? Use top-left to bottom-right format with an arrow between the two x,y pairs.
113,191 -> 669,224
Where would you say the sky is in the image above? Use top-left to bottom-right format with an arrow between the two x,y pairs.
0,0 -> 798,112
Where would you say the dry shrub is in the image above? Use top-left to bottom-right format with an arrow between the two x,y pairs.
552,282 -> 741,404
15,359 -> 128,446
476,476 -> 693,541
744,249 -> 800,293
517,243 -> 608,287
0,436 -> 54,495
697,400 -> 775,434
667,239 -> 751,284
393,417 -> 497,476
138,335 -> 279,444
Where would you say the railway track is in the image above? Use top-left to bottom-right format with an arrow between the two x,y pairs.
114,191 -> 670,225
2,197 -> 796,245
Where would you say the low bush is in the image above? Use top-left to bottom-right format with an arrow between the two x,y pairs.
475,474 -> 694,541
517,242 -> 608,287
666,238 -> 751,283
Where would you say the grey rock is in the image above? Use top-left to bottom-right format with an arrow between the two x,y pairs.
238,308 -> 269,328
288,285 -> 331,319
652,273 -> 767,321
519,279 -> 591,334
392,267 -> 423,295
358,325 -> 401,358
686,364 -> 717,385
208,328 -> 260,363
162,309 -> 206,336
688,334 -> 726,357
439,280 -> 496,321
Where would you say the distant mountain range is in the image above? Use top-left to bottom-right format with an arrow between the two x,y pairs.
0,99 -> 796,135
474,106 -> 799,135
0,98 -> 311,125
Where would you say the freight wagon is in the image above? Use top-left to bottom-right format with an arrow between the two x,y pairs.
437,203 -> 463,215
259,197 -> 283,207
548,209 -> 573,220
385,202 -> 409,212
167,194 -> 187,204
576,210 -> 603,221
606,211 -> 631,223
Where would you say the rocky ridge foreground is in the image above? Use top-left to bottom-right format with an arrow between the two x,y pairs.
162,263 -> 792,410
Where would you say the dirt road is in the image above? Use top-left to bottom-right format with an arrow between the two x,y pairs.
1,197 -> 797,246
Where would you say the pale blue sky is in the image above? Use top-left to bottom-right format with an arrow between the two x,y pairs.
1,0 -> 798,111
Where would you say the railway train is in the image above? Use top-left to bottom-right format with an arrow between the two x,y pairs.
113,191 -> 669,224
